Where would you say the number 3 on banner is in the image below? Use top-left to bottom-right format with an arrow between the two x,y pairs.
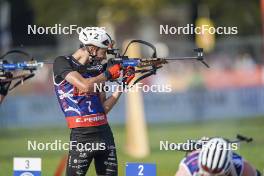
13,157 -> 42,176
138,165 -> 144,175
25,160 -> 30,169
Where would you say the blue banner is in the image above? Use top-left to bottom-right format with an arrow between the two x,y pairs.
126,163 -> 156,176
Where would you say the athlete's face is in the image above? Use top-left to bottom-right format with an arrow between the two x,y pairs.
95,48 -> 107,61
86,46 -> 107,62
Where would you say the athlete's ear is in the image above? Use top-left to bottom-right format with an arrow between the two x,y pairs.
91,46 -> 99,55
84,45 -> 93,54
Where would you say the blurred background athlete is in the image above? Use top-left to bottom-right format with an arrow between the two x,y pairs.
175,137 -> 261,176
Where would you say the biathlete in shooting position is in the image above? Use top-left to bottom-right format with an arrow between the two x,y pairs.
53,28 -> 134,176
175,137 -> 261,176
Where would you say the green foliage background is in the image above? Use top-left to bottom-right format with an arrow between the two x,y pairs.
27,0 -> 261,36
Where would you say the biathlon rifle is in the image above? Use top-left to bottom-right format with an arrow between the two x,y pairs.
0,50 -> 43,90
0,39 -> 209,89
105,39 -> 209,86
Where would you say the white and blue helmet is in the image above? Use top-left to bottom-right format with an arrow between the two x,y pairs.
198,138 -> 232,175
79,27 -> 112,49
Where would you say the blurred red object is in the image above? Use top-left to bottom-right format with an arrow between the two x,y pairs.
203,66 -> 263,90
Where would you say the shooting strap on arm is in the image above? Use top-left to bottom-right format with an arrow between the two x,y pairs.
130,66 -> 162,86
132,71 -> 155,85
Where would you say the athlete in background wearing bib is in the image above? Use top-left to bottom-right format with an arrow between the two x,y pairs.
175,138 -> 261,176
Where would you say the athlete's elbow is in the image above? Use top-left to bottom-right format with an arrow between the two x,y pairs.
78,81 -> 96,93
103,105 -> 110,114
104,101 -> 116,114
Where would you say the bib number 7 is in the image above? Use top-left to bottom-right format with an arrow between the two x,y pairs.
87,100 -> 93,112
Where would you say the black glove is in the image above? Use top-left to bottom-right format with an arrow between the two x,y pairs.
0,72 -> 12,96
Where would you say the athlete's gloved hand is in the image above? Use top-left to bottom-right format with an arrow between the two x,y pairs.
104,64 -> 121,80
0,72 -> 13,96
123,66 -> 135,85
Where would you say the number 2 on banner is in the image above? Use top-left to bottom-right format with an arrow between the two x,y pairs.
126,163 -> 156,176
138,165 -> 144,175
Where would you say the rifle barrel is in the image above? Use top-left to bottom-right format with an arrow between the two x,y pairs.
162,56 -> 202,60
